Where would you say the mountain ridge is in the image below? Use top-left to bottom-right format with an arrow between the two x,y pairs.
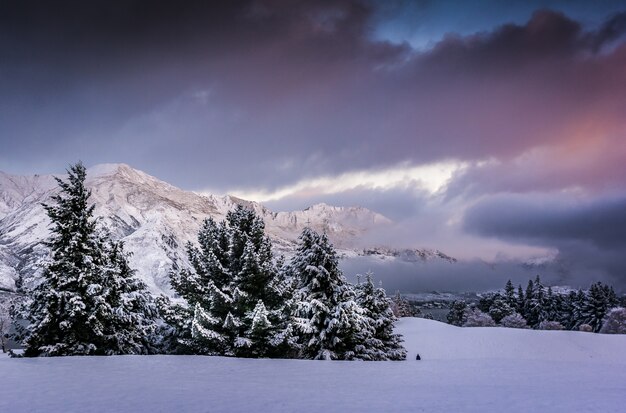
0,163 -> 455,294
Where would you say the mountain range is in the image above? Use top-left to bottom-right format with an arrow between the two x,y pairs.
0,164 -> 455,295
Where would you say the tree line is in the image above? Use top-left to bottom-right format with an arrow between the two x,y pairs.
447,276 -> 626,333
5,162 -> 406,359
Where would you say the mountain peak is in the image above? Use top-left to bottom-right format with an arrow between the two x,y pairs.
88,163 -> 135,177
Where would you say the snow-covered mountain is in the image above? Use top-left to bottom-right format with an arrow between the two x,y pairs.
0,164 -> 454,294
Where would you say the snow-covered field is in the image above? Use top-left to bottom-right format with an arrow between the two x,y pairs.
2,318 -> 625,412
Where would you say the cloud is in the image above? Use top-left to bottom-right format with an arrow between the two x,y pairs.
219,160 -> 467,204
1,3 -> 625,194
2,1 -> 626,291
464,193 -> 626,249
463,193 -> 626,288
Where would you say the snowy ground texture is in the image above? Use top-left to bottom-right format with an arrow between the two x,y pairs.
2,318 -> 625,413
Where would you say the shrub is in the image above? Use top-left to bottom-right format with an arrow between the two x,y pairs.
538,321 -> 564,331
500,313 -> 528,329
599,307 -> 626,334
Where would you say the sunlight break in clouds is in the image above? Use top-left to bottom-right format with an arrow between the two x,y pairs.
209,160 -> 469,204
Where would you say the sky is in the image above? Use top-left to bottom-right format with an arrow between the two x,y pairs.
1,0 -> 626,290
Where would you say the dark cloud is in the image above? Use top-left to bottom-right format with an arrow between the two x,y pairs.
339,255 -> 600,293
464,194 -> 626,249
463,194 -> 626,288
1,2 -> 625,193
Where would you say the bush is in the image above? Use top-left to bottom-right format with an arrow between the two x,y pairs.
500,313 -> 528,329
538,321 -> 564,330
463,308 -> 496,327
599,307 -> 626,334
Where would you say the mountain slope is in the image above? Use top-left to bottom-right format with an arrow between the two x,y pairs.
0,164 -> 453,294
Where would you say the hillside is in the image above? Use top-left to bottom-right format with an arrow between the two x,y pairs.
1,318 -> 624,412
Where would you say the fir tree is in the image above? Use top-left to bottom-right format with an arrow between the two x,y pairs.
516,285 -> 525,314
355,273 -> 406,360
488,296 -> 515,324
168,205 -> 293,357
446,300 -> 468,326
17,162 -> 156,356
524,276 -> 545,328
581,282 -> 618,332
391,291 -> 413,317
504,280 -> 516,309
290,228 -> 369,360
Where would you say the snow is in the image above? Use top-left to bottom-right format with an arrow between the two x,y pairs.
2,318 -> 625,412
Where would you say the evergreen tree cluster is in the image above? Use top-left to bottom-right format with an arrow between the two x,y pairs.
456,275 -> 620,332
163,212 -> 406,360
11,164 -> 406,359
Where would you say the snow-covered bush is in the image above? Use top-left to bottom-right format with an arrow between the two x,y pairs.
463,308 -> 496,327
538,321 -> 564,331
578,324 -> 593,332
599,307 -> 626,334
500,313 -> 528,329
488,296 -> 515,324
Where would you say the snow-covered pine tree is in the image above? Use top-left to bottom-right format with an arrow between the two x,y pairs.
581,282 -> 618,332
557,291 -> 575,329
17,162 -> 156,356
290,227 -> 370,360
391,291 -> 413,317
516,284 -> 525,314
568,289 -> 587,330
446,300 -> 468,326
522,278 -> 534,322
355,272 -> 406,360
540,286 -> 559,324
169,205 -> 293,357
98,239 -> 158,354
524,276 -> 546,328
488,295 -> 515,324
504,280 -> 516,309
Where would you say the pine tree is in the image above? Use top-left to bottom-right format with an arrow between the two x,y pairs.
290,227 -> 369,360
516,285 -> 525,314
391,291 -> 413,317
446,300 -> 467,326
488,296 -> 515,324
168,205 -> 293,357
355,273 -> 406,360
581,282 -> 618,332
524,276 -> 546,328
17,162 -> 156,356
504,280 -> 516,309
